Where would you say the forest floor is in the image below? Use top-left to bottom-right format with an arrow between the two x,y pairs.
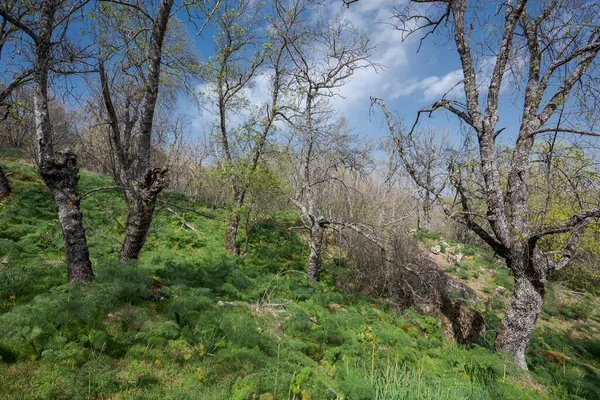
1,159 -> 600,399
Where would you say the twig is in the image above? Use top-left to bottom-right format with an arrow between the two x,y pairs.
287,225 -> 310,231
216,300 -> 290,315
78,186 -> 128,201
166,207 -> 201,235
157,199 -> 223,221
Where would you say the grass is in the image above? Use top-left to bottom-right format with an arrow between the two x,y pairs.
0,162 -> 599,399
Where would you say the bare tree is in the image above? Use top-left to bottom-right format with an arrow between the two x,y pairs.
382,121 -> 449,231
274,10 -> 374,278
365,0 -> 600,369
0,12 -> 35,198
199,0 -> 303,254
0,0 -> 94,282
92,0 -> 184,262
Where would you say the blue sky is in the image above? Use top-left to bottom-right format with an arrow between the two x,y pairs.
183,0 -> 528,153
2,0 -> 579,156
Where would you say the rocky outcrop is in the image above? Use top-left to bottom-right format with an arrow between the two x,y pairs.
405,257 -> 485,344
338,233 -> 485,344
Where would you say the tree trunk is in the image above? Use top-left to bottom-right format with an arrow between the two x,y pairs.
423,190 -> 432,231
494,261 -> 546,370
30,2 -> 93,283
39,153 -> 94,282
119,168 -> 167,262
225,191 -> 247,254
307,222 -> 324,280
225,212 -> 240,254
0,165 -> 11,198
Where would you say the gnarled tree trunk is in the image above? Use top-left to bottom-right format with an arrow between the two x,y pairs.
29,0 -> 94,283
307,222 -> 324,280
119,168 -> 167,262
494,256 -> 546,370
0,165 -> 10,198
39,153 -> 94,282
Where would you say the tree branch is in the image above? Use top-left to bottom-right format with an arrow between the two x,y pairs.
78,186 -> 129,201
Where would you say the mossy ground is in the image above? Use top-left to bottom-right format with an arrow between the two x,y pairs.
0,162 -> 598,399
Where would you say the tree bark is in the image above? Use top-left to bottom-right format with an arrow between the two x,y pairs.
423,190 -> 432,231
135,0 -> 174,179
28,0 -> 94,283
119,168 -> 167,262
0,165 -> 10,198
307,222 -> 324,280
39,152 -> 94,282
224,190 -> 247,254
494,257 -> 546,370
225,212 -> 240,254
100,0 -> 173,263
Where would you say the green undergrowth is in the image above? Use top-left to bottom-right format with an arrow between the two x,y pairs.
415,229 -> 600,400
0,163 -> 598,399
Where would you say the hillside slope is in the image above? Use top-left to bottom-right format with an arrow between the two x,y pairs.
0,162 -> 598,399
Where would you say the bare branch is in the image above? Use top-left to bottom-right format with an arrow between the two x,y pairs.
99,0 -> 154,22
531,206 -> 600,240
532,127 -> 600,139
78,186 -> 129,201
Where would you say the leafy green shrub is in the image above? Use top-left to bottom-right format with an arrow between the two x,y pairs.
215,347 -> 268,375
542,303 -> 560,319
336,366 -> 375,400
414,229 -> 441,241
457,270 -> 470,280
456,243 -> 478,256
552,254 -> 600,294
493,268 -> 514,290
445,264 -> 458,273
561,299 -> 595,321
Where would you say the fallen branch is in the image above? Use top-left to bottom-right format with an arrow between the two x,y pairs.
166,207 -> 201,235
158,199 -> 223,221
287,225 -> 310,231
216,300 -> 290,315
78,186 -> 128,201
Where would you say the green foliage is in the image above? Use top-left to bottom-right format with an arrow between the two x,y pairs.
560,299 -> 595,321
494,268 -> 514,290
457,242 -> 478,256
414,229 -> 441,241
0,163 -> 598,399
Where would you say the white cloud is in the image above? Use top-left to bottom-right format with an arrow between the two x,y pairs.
190,72 -> 276,139
320,1 -> 467,128
324,1 -> 412,117
423,69 -> 464,100
190,1 -> 470,137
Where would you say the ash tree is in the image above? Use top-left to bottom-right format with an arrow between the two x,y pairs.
365,0 -> 600,369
